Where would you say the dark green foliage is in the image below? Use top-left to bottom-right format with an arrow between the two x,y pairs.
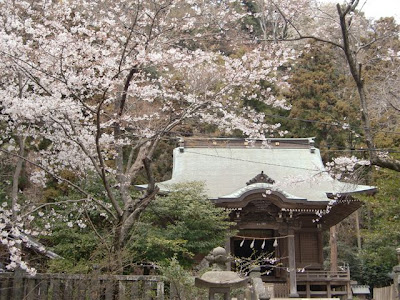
39,181 -> 233,273
43,225 -> 102,273
330,168 -> 400,287
35,179 -> 116,273
130,182 -> 234,266
284,43 -> 361,159
359,246 -> 397,288
159,256 -> 208,299
357,168 -> 400,287
151,139 -> 175,182
241,1 -> 263,37
37,138 -> 52,151
0,159 -> 13,204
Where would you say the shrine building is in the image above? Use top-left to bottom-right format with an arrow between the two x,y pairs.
147,137 -> 376,298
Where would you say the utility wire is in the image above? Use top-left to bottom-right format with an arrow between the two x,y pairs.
172,136 -> 400,152
183,148 -> 399,172
184,149 -> 326,172
262,112 -> 400,136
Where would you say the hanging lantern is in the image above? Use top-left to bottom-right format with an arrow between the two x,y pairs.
250,239 -> 255,249
261,239 -> 266,249
273,238 -> 278,247
240,238 -> 245,247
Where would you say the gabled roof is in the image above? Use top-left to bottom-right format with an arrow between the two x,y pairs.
146,138 -> 375,203
351,285 -> 370,295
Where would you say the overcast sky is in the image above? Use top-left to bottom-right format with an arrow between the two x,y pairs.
319,0 -> 400,21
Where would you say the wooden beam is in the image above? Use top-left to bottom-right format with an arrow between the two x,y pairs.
330,226 -> 338,273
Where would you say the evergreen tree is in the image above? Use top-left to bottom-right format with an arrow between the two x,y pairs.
285,43 -> 361,160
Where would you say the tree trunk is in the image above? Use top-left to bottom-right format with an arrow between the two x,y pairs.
110,218 -> 128,273
355,210 -> 362,251
12,74 -> 26,221
11,136 -> 25,221
337,3 -> 400,172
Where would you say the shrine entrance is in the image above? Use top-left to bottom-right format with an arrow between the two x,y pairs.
147,137 -> 377,298
232,229 -> 278,278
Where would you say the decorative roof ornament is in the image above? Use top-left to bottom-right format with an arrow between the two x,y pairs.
246,171 -> 275,185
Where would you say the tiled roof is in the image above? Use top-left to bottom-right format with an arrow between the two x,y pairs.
138,138 -> 376,202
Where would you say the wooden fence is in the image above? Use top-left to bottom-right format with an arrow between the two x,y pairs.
0,271 -> 166,300
373,284 -> 395,300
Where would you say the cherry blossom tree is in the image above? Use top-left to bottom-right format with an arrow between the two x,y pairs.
0,0 -> 295,272
248,0 -> 400,171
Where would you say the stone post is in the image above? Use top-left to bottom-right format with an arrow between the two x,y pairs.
225,238 -> 231,271
249,266 -> 270,300
394,248 -> 400,300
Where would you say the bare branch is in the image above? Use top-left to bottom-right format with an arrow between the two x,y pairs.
117,5 -> 140,75
119,66 -> 138,117
257,2 -> 344,49
388,91 -> 400,111
372,156 -> 400,172
21,198 -> 88,218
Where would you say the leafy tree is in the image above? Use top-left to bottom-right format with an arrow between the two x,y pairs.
130,183 -> 234,266
43,225 -> 100,274
357,168 -> 400,287
285,43 -> 361,157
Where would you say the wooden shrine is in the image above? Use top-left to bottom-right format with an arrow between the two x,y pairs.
142,137 -> 376,298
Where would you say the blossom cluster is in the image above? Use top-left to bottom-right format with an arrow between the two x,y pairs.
326,156 -> 371,180
0,203 -> 38,275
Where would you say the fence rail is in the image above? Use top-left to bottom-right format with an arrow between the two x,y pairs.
296,270 -> 350,282
0,272 -> 165,300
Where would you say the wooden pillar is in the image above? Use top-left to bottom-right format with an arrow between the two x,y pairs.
288,229 -> 299,298
317,231 -> 324,265
327,282 -> 332,298
12,268 -> 23,300
346,281 -> 352,300
330,225 -> 338,272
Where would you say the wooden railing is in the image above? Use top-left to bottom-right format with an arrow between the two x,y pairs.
296,269 -> 350,282
0,272 -> 165,300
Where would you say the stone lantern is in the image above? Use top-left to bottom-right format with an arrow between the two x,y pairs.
195,247 -> 249,300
